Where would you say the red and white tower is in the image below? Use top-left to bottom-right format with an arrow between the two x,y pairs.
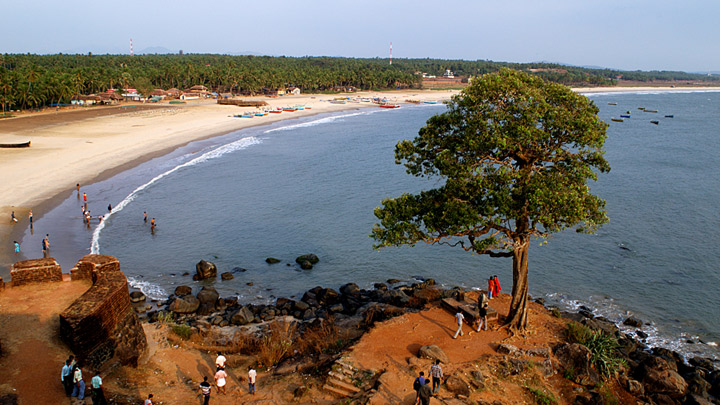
130,38 -> 134,56
389,42 -> 393,65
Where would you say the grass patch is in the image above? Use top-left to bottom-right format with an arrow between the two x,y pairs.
526,386 -> 557,405
565,323 -> 626,379
257,320 -> 297,367
171,323 -> 193,340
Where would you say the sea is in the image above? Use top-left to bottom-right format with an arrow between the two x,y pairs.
16,91 -> 720,361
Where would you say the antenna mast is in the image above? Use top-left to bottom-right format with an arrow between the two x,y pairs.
130,38 -> 134,56
389,42 -> 392,65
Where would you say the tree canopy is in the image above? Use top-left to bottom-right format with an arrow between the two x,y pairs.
371,68 -> 610,330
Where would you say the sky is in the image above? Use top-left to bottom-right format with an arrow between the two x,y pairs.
2,0 -> 718,72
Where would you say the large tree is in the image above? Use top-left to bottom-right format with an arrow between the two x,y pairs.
371,68 -> 610,330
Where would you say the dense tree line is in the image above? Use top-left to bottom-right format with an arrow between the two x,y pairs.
0,53 -> 717,112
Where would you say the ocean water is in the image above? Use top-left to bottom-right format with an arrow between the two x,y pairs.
19,91 -> 720,360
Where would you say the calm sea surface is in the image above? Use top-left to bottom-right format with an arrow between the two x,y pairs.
19,91 -> 720,360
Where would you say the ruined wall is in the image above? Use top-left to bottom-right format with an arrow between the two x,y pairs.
59,255 -> 147,368
10,258 -> 62,286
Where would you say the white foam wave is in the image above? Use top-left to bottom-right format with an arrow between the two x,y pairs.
127,277 -> 168,301
90,136 -> 262,254
264,110 -> 379,133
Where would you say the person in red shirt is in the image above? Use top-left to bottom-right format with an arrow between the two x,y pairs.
493,275 -> 502,297
487,277 -> 495,299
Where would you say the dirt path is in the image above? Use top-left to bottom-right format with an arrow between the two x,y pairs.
0,276 -> 91,404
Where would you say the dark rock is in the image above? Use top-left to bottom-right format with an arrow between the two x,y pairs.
418,345 -> 449,364
265,257 -> 281,264
294,301 -> 310,311
578,309 -> 594,319
129,291 -> 146,303
302,308 -> 316,320
643,368 -> 688,398
374,282 -> 388,290
581,318 -> 619,337
295,254 -> 319,265
636,330 -> 648,339
196,287 -> 219,315
554,343 -> 600,386
626,378 -> 645,396
168,295 -> 200,314
685,394 -> 713,405
298,261 -> 313,270
649,393 -> 678,405
526,347 -> 550,358
496,343 -> 520,356
230,306 -> 255,325
316,288 -> 340,306
182,272 -> 190,276
220,272 -> 234,281
573,390 -> 605,405
195,260 -> 217,280
339,283 -> 360,296
560,311 -> 587,322
231,267 -> 247,273
689,356 -> 715,371
623,316 -> 643,327
174,285 -> 193,296
276,297 -> 294,309
293,385 -> 308,398
246,282 -> 253,286
386,279 -> 401,284
445,375 -> 470,397
328,304 -> 344,313
534,297 -> 546,305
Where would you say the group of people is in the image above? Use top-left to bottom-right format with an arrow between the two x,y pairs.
60,355 -> 106,404
453,276 -> 501,339
413,360 -> 444,404
197,352 -> 257,403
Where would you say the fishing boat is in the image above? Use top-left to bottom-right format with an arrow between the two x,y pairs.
608,102 -> 617,105
241,112 -> 254,118
379,104 -> 400,109
638,107 -> 645,110
620,115 -> 631,118
423,100 -> 438,104
329,100 -> 346,105
0,141 -> 31,148
268,109 -> 282,114
169,100 -> 186,104
405,99 -> 421,104
611,118 -> 624,122
664,115 -> 674,118
650,120 -> 659,125
644,110 -> 658,113
281,107 -> 297,112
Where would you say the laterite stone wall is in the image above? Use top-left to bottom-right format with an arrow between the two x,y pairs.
10,258 -> 62,286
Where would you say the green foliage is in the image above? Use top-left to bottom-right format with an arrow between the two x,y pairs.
565,323 -> 626,378
156,311 -> 174,325
551,308 -> 562,318
526,386 -> 558,405
171,323 -> 193,340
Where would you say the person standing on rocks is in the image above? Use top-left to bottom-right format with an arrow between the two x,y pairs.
248,366 -> 257,395
198,376 -> 212,404
453,311 -> 465,339
90,370 -> 107,405
418,379 -> 432,405
429,360 -> 443,394
476,292 -> 489,332
413,371 -> 426,404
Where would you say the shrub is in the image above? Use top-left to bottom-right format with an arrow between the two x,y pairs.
257,320 -> 297,367
565,322 -> 625,379
171,323 -> 193,340
526,386 -> 557,405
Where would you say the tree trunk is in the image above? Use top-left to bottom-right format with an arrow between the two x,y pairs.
505,239 -> 530,330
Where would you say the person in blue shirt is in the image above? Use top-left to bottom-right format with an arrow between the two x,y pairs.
91,370 -> 107,405
61,359 -> 73,397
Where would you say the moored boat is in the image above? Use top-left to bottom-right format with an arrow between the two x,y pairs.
664,115 -> 674,118
620,114 -> 631,118
379,104 -> 400,109
611,118 -> 624,122
169,100 -> 186,104
608,102 -> 617,105
0,141 -> 31,148
644,110 -> 658,113
650,120 -> 659,125
423,100 -> 438,104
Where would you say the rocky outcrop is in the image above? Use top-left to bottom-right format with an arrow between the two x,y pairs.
554,343 -> 600,386
418,345 -> 449,364
296,254 -> 319,270
59,255 -> 147,368
193,260 -> 217,280
10,258 -> 62,286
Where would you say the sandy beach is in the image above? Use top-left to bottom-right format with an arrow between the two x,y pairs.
3,85 -> 720,275
0,90 -> 457,274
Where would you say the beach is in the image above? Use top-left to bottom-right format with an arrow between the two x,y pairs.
0,90 -> 458,274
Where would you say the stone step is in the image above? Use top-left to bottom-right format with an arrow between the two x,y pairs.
323,383 -> 355,398
328,370 -> 353,384
327,377 -> 361,393
336,361 -> 358,374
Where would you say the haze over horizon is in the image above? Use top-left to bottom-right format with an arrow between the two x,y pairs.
3,0 -> 719,73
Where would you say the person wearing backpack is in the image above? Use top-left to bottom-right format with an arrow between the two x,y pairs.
413,371 -> 426,404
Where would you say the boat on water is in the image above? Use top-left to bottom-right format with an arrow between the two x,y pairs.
0,141 -> 31,148
620,114 -> 631,118
379,104 -> 400,109
423,100 -> 438,104
650,120 -> 659,125
608,102 -> 618,105
611,118 -> 624,122
644,110 -> 658,113
638,107 -> 645,110
665,115 -> 674,118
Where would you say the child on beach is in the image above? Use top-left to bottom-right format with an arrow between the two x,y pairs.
10,211 -> 17,223
13,241 -> 19,254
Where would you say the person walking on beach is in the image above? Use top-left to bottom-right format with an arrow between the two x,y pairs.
28,210 -> 32,225
476,292 -> 489,332
487,277 -> 495,299
493,275 -> 502,297
90,370 -> 107,405
214,367 -> 228,395
10,211 -> 17,223
453,311 -> 465,339
72,365 -> 85,399
61,358 -> 73,397
413,371 -> 426,404
143,394 -> 154,405
76,183 -> 80,194
429,360 -> 443,394
198,376 -> 212,404
13,241 -> 19,255
248,366 -> 257,395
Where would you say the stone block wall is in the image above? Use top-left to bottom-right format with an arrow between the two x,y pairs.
59,255 -> 147,368
10,258 -> 62,286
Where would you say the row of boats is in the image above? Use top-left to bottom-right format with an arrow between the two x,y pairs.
232,105 -> 312,118
609,104 -> 674,125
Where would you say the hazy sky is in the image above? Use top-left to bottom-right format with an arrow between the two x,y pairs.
2,0 -> 718,72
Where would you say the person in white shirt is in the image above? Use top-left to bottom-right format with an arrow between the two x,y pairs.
215,352 -> 226,370
248,367 -> 257,395
453,312 -> 465,339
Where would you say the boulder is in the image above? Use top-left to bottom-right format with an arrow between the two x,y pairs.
168,295 -> 200,314
316,288 -> 340,305
194,260 -> 217,280
418,345 -> 449,364
220,272 -> 234,281
444,376 -> 470,397
496,343 -> 520,356
643,368 -> 688,399
623,316 -> 643,327
230,306 -> 255,325
554,343 -> 600,386
582,318 -> 619,337
339,283 -> 360,296
295,254 -> 319,265
294,301 -> 310,311
174,285 -> 192,296
196,287 -> 219,315
129,291 -> 146,303
265,257 -> 281,264
298,261 -> 313,270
